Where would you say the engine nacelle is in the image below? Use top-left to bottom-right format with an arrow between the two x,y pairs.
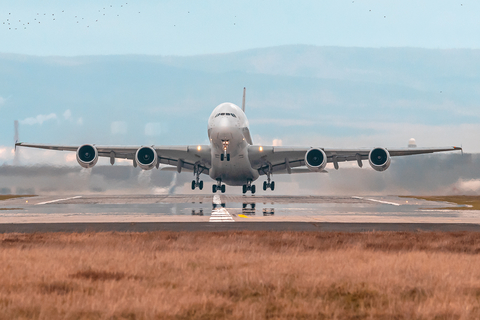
368,147 -> 391,172
76,144 -> 99,169
305,148 -> 327,172
135,146 -> 158,170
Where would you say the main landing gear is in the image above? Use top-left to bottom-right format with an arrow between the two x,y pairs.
212,179 -> 226,193
262,164 -> 275,191
263,180 -> 275,191
191,180 -> 203,190
242,180 -> 256,194
191,164 -> 204,190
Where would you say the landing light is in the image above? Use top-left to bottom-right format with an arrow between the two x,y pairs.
259,146 -> 263,152
197,146 -> 202,151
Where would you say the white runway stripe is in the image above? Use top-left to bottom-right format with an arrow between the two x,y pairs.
210,195 -> 234,222
36,196 -> 82,205
352,196 -> 400,206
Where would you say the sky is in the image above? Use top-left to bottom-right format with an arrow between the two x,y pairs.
1,0 -> 480,56
1,1 -> 480,195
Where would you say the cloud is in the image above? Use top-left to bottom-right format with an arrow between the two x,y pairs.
20,113 -> 57,125
0,147 -> 13,160
272,139 -> 283,146
111,121 -> 127,135
449,179 -> 480,195
63,109 -> 72,120
145,123 -> 168,136
250,118 -> 317,127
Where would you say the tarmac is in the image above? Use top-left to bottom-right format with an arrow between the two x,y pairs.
1,194 -> 480,233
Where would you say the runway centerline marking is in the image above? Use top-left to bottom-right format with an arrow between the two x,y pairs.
352,196 -> 400,206
210,195 -> 234,222
35,196 -> 82,206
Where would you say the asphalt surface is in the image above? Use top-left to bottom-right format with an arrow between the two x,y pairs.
1,194 -> 480,233
1,222 -> 480,233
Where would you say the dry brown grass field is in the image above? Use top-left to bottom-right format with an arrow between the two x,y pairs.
2,231 -> 480,319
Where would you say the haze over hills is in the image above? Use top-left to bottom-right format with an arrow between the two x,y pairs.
0,45 -> 479,156
0,45 -> 479,194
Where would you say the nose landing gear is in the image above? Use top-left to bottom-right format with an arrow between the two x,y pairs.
220,153 -> 231,161
242,180 -> 256,194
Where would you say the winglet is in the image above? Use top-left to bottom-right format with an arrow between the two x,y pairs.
242,87 -> 246,113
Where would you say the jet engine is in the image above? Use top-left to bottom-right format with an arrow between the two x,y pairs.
368,147 -> 391,172
135,146 -> 158,170
305,148 -> 327,172
76,144 -> 99,169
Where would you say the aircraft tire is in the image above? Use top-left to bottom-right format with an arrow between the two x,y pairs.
271,181 -> 275,191
242,185 -> 247,194
251,185 -> 256,194
220,154 -> 224,161
227,154 -> 230,161
212,185 -> 217,193
221,185 -> 226,193
191,181 -> 196,190
263,181 -> 267,191
199,181 -> 203,190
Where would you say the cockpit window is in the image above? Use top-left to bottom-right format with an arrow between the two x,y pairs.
215,112 -> 237,118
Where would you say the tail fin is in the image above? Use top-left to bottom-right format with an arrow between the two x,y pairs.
242,87 -> 246,112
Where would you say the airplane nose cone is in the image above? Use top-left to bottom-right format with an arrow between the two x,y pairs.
218,118 -> 231,127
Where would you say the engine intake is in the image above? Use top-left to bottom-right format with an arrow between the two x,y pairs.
135,146 -> 158,170
76,144 -> 98,169
368,147 -> 391,172
305,148 -> 327,172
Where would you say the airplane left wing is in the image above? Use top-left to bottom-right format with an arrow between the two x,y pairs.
15,143 -> 212,174
248,145 -> 462,175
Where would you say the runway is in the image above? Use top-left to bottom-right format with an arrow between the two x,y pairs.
1,194 -> 480,233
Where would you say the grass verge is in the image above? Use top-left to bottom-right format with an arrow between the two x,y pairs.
403,195 -> 480,210
2,231 -> 480,319
0,195 -> 36,201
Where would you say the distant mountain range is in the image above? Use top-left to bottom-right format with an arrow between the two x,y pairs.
1,45 -> 479,155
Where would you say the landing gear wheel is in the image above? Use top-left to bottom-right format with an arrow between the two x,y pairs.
191,180 -> 196,190
263,181 -> 267,191
221,185 -> 226,193
242,185 -> 247,194
271,181 -> 275,191
199,181 -> 204,190
220,154 -> 224,161
226,154 -> 230,161
251,185 -> 256,194
212,185 -> 217,193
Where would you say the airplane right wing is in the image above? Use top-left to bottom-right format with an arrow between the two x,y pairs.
248,145 -> 462,175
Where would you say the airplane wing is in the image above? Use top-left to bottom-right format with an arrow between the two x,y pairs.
248,145 -> 462,175
15,143 -> 211,174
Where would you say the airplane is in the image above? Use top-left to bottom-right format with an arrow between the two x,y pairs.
16,88 -> 462,194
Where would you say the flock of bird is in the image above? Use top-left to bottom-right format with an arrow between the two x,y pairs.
1,3 -> 137,31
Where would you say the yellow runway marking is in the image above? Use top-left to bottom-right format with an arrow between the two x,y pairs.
238,214 -> 251,219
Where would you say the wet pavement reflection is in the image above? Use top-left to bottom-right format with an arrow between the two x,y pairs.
0,194 -> 478,223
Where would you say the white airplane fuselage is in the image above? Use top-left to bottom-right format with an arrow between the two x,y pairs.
207,102 -> 259,186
